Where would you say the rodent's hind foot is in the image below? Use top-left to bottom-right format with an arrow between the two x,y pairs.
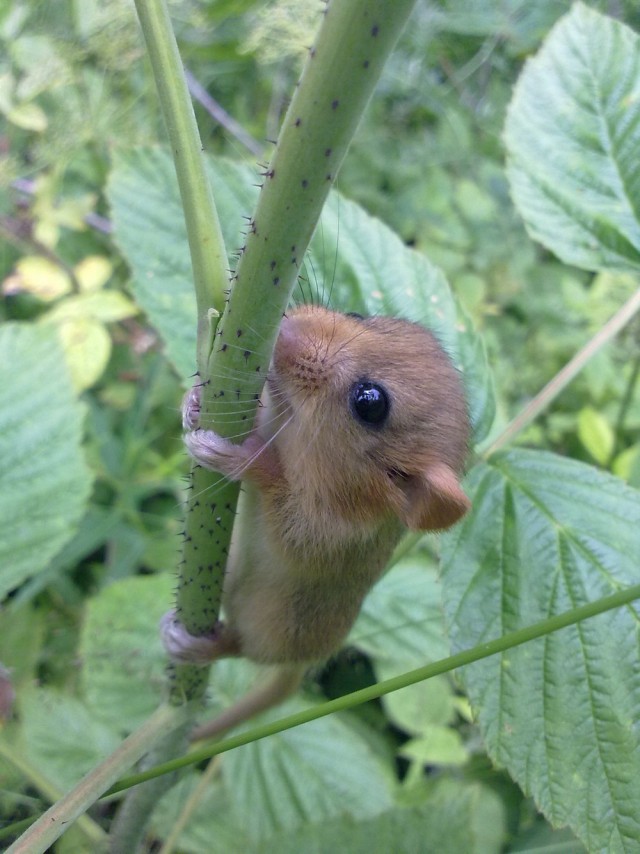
160,609 -> 240,665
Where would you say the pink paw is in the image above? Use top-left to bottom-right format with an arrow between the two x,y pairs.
160,610 -> 223,665
182,385 -> 202,432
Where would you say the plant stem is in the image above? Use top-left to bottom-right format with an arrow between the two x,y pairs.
106,581 -> 640,793
0,743 -> 106,848
6,703 -> 190,854
184,69 -> 263,157
607,346 -> 640,467
176,0 -> 418,622
175,0 -> 417,645
483,287 -> 640,456
133,0 -> 228,375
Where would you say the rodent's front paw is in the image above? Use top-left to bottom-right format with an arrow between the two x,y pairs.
184,429 -> 245,478
182,385 -> 202,431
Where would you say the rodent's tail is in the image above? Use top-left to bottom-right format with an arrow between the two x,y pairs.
190,664 -> 305,742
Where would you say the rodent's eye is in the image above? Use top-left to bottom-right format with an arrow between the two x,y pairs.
346,311 -> 365,320
350,381 -> 390,427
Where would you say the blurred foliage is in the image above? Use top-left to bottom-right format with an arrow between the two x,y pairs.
1,1 -> 639,851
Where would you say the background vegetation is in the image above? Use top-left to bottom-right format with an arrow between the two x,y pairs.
1,1 -> 639,851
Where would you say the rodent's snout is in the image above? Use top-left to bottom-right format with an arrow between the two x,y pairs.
273,313 -> 301,370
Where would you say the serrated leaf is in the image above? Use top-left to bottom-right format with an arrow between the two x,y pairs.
505,4 -> 640,271
151,775 -> 250,854
107,147 -> 494,442
180,656 -> 394,839
351,558 -> 456,733
350,557 -> 449,667
249,778 -> 505,854
0,323 -> 92,599
441,449 -> 640,852
152,776 -> 505,854
16,687 -> 120,791
224,707 -> 395,840
107,147 -> 252,379
80,574 -> 174,731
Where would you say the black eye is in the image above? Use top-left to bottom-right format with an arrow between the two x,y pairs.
350,381 -> 390,426
346,311 -> 365,320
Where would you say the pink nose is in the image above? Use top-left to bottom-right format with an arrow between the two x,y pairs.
274,313 -> 302,367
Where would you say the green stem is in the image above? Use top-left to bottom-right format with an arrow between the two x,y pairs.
482,287 -> 640,457
176,0 -> 417,646
607,345 -> 640,467
0,743 -> 106,848
6,703 -> 191,854
133,0 -> 228,374
106,581 -> 640,793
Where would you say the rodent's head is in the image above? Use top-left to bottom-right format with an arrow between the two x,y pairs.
269,305 -> 471,532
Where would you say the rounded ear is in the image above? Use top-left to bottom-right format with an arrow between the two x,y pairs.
395,463 -> 470,532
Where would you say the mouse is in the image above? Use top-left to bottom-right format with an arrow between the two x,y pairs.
161,304 -> 471,741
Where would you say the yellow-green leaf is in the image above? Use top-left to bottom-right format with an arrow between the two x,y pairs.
46,291 -> 138,324
75,256 -> 113,292
53,317 -> 111,391
7,100 -> 47,131
9,256 -> 71,301
577,406 -> 614,465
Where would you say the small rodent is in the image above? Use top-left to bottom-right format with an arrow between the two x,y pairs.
161,305 -> 471,740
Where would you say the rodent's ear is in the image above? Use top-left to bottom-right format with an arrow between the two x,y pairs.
396,463 -> 470,532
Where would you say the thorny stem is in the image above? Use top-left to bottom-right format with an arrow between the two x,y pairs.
175,0 -> 417,648
8,1 -> 420,852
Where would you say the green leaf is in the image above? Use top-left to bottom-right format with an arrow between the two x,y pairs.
350,557 -> 449,667
107,146 -> 494,443
441,449 -> 640,851
251,778 -> 505,854
16,687 -> 120,791
80,574 -> 175,731
7,100 -> 47,131
505,4 -> 640,271
0,605 -> 45,686
577,406 -> 614,465
399,728 -> 468,767
152,776 -> 505,854
351,558 -> 457,733
107,147 -> 254,380
0,323 -> 92,599
224,704 -> 395,840
151,775 -> 250,854
190,659 -> 394,840
45,291 -> 138,323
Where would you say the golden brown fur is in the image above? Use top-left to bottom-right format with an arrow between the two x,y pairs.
166,305 -> 471,739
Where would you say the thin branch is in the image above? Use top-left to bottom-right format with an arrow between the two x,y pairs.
184,69 -> 263,157
608,346 -> 640,467
482,287 -> 640,457
106,580 -> 640,794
